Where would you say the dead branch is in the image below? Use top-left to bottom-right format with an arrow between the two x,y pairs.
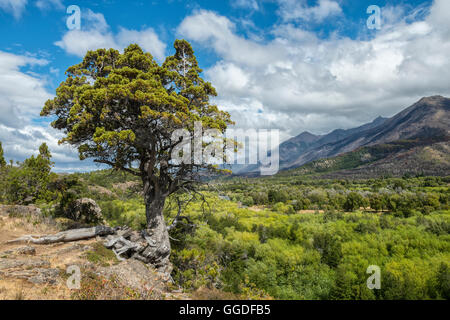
6,226 -> 115,244
167,196 -> 196,231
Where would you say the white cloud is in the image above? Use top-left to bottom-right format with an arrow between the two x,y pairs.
232,0 -> 259,11
0,123 -> 96,172
35,0 -> 63,11
428,0 -> 450,38
55,9 -> 166,61
0,51 -> 83,171
178,0 -> 450,139
115,28 -> 167,60
178,10 -> 285,67
0,0 -> 27,19
0,51 -> 50,128
276,0 -> 342,22
0,0 -> 63,18
1,8 -> 166,172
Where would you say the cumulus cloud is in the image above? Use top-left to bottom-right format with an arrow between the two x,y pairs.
0,123 -> 97,172
0,51 -> 50,128
428,0 -> 450,38
55,9 -> 167,61
0,0 -> 27,19
0,51 -> 83,171
1,124 -> 73,162
179,11 -> 285,67
177,0 -> 450,139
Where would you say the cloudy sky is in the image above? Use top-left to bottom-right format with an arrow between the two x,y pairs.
0,0 -> 449,171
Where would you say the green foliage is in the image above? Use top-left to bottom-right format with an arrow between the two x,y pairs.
3,140 -> 448,301
52,176 -> 84,215
432,262 -> 450,299
0,143 -> 56,204
160,176 -> 450,300
313,232 -> 342,268
268,189 -> 288,204
99,199 -> 146,230
41,41 -> 234,230
85,242 -> 119,267
0,141 -> 6,168
343,192 -> 367,212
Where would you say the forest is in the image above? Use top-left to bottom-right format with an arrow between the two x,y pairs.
0,141 -> 448,300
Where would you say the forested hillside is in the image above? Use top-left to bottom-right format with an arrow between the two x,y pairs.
1,143 -> 448,299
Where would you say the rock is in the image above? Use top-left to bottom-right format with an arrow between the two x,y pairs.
67,198 -> 104,224
0,258 -> 50,270
16,246 -> 36,255
0,246 -> 36,256
2,268 -> 60,285
28,268 -> 60,285
97,259 -> 167,299
54,243 -> 91,255
0,256 -> 59,284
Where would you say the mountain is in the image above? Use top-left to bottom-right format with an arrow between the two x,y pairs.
237,114 -> 387,175
281,115 -> 387,169
313,116 -> 387,147
278,131 -> 321,163
240,95 -> 450,177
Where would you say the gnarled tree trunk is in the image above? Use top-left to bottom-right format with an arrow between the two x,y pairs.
141,195 -> 171,273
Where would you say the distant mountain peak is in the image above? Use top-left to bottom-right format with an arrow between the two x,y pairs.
297,131 -> 317,138
414,95 -> 448,108
418,95 -> 445,102
237,95 -> 449,176
373,116 -> 386,122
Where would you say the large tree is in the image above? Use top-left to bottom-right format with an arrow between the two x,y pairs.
41,41 -> 233,269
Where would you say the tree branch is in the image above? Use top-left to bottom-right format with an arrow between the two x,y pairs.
93,159 -> 141,177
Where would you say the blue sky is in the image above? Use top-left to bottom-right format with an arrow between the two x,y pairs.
0,0 -> 449,171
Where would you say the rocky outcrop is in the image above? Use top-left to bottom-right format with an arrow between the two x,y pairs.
66,198 -> 104,224
0,256 -> 59,285
0,246 -> 36,256
4,268 -> 60,285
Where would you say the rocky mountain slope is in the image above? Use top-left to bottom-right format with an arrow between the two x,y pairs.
241,96 -> 450,177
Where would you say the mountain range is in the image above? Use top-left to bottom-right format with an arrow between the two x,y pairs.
238,95 -> 450,178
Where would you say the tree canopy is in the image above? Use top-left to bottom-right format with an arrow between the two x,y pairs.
41,40 -> 234,270
41,41 -> 232,195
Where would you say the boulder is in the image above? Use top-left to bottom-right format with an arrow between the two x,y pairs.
0,246 -> 36,256
67,198 -> 104,224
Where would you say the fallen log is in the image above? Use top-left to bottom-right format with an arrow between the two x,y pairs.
6,226 -> 115,244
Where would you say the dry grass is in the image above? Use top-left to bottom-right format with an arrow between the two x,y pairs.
0,211 -> 185,300
0,214 -> 93,300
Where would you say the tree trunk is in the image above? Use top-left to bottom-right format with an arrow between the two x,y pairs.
141,195 -> 171,273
